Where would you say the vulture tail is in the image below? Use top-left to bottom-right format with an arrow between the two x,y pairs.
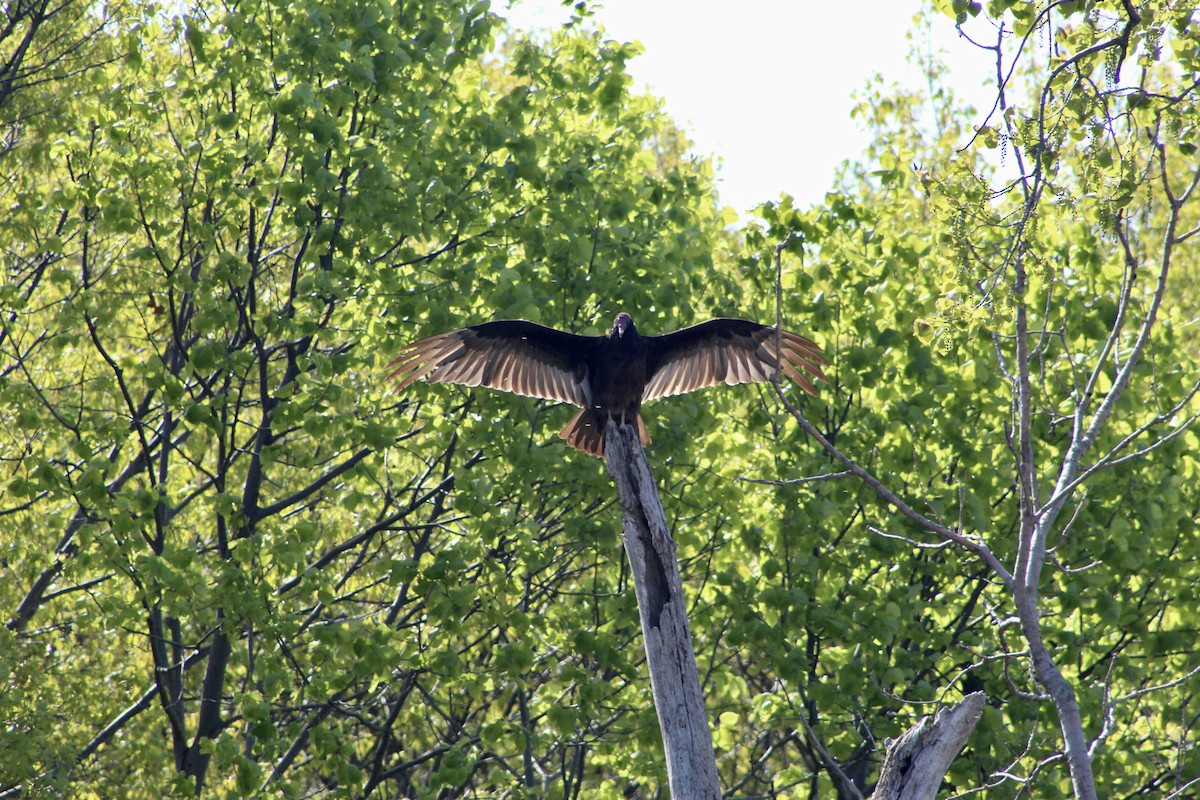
560,409 -> 651,457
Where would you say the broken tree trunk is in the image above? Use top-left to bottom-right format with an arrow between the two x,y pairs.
605,421 -> 983,798
604,423 -> 721,800
872,692 -> 986,800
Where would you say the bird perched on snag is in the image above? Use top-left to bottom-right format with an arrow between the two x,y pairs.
388,313 -> 827,457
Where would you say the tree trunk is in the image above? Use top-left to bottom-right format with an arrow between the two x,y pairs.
872,692 -> 985,800
604,423 -> 721,800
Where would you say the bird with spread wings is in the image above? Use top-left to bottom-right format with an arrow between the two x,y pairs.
388,313 -> 827,457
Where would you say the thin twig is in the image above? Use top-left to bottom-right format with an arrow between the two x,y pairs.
740,470 -> 852,486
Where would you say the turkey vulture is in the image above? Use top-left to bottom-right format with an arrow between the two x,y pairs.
388,313 -> 827,457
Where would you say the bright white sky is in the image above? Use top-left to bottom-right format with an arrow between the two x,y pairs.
502,0 -> 997,213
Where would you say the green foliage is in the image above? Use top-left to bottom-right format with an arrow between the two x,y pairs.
2,0 -> 1199,798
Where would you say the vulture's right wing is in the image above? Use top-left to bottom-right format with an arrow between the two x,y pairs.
387,320 -> 597,407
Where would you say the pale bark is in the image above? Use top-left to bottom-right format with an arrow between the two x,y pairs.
604,422 -> 721,800
872,692 -> 985,800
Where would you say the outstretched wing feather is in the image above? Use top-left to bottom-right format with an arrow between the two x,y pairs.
388,320 -> 593,407
642,318 -> 828,402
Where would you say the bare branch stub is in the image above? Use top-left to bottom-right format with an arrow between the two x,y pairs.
873,692 -> 986,800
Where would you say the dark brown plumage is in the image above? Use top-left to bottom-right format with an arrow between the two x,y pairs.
388,313 -> 827,457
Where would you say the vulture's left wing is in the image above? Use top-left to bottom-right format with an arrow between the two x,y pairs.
642,318 -> 827,402
388,320 -> 597,407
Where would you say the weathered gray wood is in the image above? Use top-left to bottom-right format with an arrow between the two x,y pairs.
872,692 -> 986,800
604,423 -> 721,800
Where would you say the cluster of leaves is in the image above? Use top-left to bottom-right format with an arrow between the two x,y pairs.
2,0 -> 1198,798
723,2 -> 1200,797
0,0 -> 735,796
